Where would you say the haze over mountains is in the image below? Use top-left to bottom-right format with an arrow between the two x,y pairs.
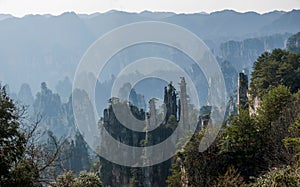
0,9 -> 299,95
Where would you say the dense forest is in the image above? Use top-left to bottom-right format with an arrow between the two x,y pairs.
1,26 -> 300,187
167,32 -> 300,186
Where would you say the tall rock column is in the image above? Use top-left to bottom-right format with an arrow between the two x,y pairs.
237,72 -> 249,112
179,77 -> 188,128
163,82 -> 177,122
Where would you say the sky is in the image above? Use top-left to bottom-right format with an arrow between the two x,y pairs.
0,0 -> 300,17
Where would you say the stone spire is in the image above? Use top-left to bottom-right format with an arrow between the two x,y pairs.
179,77 -> 188,128
149,98 -> 157,128
163,82 -> 177,121
238,72 -> 249,112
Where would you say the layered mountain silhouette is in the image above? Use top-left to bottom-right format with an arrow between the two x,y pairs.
0,9 -> 299,93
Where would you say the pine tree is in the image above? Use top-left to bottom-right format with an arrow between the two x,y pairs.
0,85 -> 26,185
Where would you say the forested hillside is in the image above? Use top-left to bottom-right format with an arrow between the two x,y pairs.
167,36 -> 300,186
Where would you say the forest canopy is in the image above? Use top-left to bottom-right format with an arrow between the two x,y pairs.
167,46 -> 300,186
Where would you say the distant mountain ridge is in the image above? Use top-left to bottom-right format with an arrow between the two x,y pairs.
0,14 -> 13,21
0,9 -> 299,93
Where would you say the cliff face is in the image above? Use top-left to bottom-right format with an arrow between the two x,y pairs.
220,60 -> 238,95
287,32 -> 300,54
216,33 -> 294,113
219,33 -> 291,71
98,79 -> 190,186
224,72 -> 249,118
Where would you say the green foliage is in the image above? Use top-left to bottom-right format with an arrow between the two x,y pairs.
167,45 -> 300,186
254,86 -> 295,168
167,85 -> 299,186
221,110 -> 257,154
257,85 -> 292,123
74,171 -> 102,187
9,158 -> 39,187
52,171 -> 102,187
166,162 -> 183,187
214,166 -> 246,187
0,85 -> 26,185
52,171 -> 76,187
221,110 -> 262,178
168,130 -> 224,186
252,166 -> 300,187
250,49 -> 300,98
1,84 -> 93,186
284,113 -> 300,166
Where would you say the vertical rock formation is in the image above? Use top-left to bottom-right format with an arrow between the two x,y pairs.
149,98 -> 157,128
225,91 -> 238,118
179,77 -> 189,129
101,101 -> 147,186
237,72 -> 249,112
163,82 -> 178,122
99,78 -> 191,186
